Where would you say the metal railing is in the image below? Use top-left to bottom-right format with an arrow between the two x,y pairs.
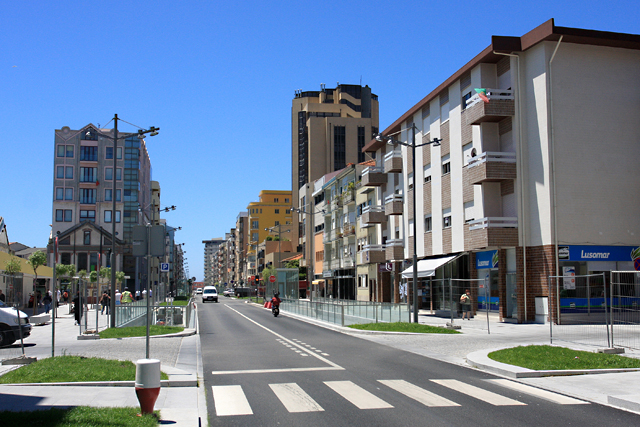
280,298 -> 410,327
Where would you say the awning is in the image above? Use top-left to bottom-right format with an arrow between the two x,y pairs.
401,255 -> 458,279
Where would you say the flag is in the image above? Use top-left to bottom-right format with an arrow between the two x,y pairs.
475,88 -> 489,103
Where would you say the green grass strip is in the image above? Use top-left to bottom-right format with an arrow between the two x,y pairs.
99,325 -> 184,339
158,300 -> 189,306
0,407 -> 160,426
347,322 -> 460,334
488,345 -> 640,370
0,356 -> 168,384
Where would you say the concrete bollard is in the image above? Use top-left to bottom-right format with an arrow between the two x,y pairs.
135,359 -> 161,416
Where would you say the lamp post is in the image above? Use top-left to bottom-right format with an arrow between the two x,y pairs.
91,115 -> 159,328
376,124 -> 441,323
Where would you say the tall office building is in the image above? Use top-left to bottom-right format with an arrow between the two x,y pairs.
292,84 -> 379,275
202,238 -> 224,287
51,124 -> 151,288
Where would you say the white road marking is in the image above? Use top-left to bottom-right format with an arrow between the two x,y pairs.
486,379 -> 589,405
270,383 -> 325,413
325,381 -> 394,409
212,305 -> 345,375
212,385 -> 252,416
379,380 -> 460,407
431,379 -> 526,406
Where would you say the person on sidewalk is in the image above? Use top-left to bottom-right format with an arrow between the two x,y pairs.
115,289 -> 121,306
43,291 -> 53,314
99,291 -> 111,315
73,292 -> 82,325
460,289 -> 472,320
121,288 -> 133,304
0,289 -> 5,303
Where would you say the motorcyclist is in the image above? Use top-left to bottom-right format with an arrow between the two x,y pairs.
271,292 -> 281,308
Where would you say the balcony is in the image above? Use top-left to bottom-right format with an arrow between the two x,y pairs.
465,217 -> 519,250
385,194 -> 404,216
361,206 -> 386,224
464,89 -> 515,125
464,152 -> 516,184
359,245 -> 386,264
341,189 -> 355,205
384,148 -> 403,173
342,222 -> 356,237
361,166 -> 386,187
385,239 -> 404,261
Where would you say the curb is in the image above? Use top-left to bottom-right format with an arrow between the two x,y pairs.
80,328 -> 197,341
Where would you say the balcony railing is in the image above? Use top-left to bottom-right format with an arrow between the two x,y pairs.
384,148 -> 403,173
465,217 -> 519,250
468,217 -> 517,230
359,244 -> 386,264
385,194 -> 404,215
361,166 -> 386,187
342,223 -> 356,237
385,239 -> 404,261
465,151 -> 517,184
464,89 -> 515,125
362,205 -> 387,224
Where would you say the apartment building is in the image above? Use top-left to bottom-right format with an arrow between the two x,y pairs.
362,19 -> 640,322
51,124 -> 151,290
235,212 -> 249,284
293,84 -> 380,273
202,238 -> 223,287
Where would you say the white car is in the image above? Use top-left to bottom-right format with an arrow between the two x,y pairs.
195,288 -> 203,295
202,286 -> 218,303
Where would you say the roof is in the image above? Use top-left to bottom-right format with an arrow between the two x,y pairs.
364,19 -> 640,152
56,221 -> 124,245
281,253 -> 303,262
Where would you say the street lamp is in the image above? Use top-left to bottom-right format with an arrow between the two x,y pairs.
375,124 -> 441,323
91,115 -> 159,328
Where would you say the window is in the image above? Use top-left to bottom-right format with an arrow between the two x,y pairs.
423,163 -> 431,183
80,146 -> 97,161
65,188 -> 73,200
274,221 -> 280,226
408,172 -> 414,190
275,209 -> 280,214
274,198 -> 279,202
66,145 -> 74,157
334,125 -> 346,170
464,201 -> 475,222
84,231 -> 91,245
104,210 -> 122,223
80,210 -> 95,222
105,189 -> 121,201
56,166 -> 64,179
442,154 -> 451,175
252,220 -> 259,229
57,145 -> 65,157
65,166 -> 73,179
106,146 -> 123,159
443,208 -> 452,228
462,91 -> 472,110
285,209 -> 290,214
105,168 -> 113,180
357,126 -> 366,163
116,168 -> 122,180
463,143 -> 474,165
80,167 -> 97,183
285,198 -> 289,203
408,219 -> 414,237
425,215 -> 432,232
56,188 -> 64,200
80,189 -> 96,204
252,232 -> 258,242
56,209 -> 72,222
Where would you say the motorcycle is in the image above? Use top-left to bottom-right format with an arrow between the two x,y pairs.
271,296 -> 281,317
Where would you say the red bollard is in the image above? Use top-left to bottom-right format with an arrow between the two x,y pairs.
135,359 -> 161,416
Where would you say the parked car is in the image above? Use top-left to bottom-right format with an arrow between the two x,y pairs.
202,286 -> 218,303
223,289 -> 235,297
195,288 -> 203,295
0,300 -> 32,347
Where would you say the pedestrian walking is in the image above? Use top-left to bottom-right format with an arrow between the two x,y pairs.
72,292 -> 82,325
115,289 -> 121,306
121,288 -> 133,304
43,291 -> 53,314
63,290 -> 69,303
460,289 -> 472,320
56,289 -> 61,305
99,291 -> 111,315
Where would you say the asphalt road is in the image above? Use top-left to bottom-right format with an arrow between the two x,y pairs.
198,298 -> 640,427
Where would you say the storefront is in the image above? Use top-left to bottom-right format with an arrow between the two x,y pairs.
475,250 -> 499,312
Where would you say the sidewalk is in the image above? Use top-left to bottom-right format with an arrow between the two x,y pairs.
0,305 -> 206,426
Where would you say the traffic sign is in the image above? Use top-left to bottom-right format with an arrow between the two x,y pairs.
160,263 -> 169,272
269,275 -> 276,283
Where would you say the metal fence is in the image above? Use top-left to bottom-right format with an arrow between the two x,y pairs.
549,271 -> 640,350
280,298 -> 410,327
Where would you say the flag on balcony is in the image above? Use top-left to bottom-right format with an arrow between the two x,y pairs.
475,88 -> 489,103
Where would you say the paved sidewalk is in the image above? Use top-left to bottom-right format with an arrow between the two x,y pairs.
0,304 -> 206,426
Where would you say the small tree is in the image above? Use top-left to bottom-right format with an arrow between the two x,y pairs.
27,251 -> 47,315
3,257 -> 22,305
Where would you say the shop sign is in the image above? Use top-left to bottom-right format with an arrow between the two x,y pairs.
558,245 -> 640,270
476,250 -> 498,269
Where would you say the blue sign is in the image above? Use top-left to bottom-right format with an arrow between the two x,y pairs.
558,245 -> 640,265
160,263 -> 169,272
476,250 -> 498,269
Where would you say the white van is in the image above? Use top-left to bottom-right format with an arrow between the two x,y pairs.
202,286 -> 218,303
0,300 -> 32,347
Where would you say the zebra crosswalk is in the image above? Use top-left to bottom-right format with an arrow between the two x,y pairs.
211,378 -> 588,416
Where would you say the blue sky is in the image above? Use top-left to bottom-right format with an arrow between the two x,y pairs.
1,0 -> 637,281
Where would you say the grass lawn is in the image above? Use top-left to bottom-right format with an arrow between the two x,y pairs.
0,407 -> 159,426
348,322 -> 460,334
0,355 -> 169,384
489,345 -> 640,370
158,300 -> 189,306
99,325 -> 184,339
